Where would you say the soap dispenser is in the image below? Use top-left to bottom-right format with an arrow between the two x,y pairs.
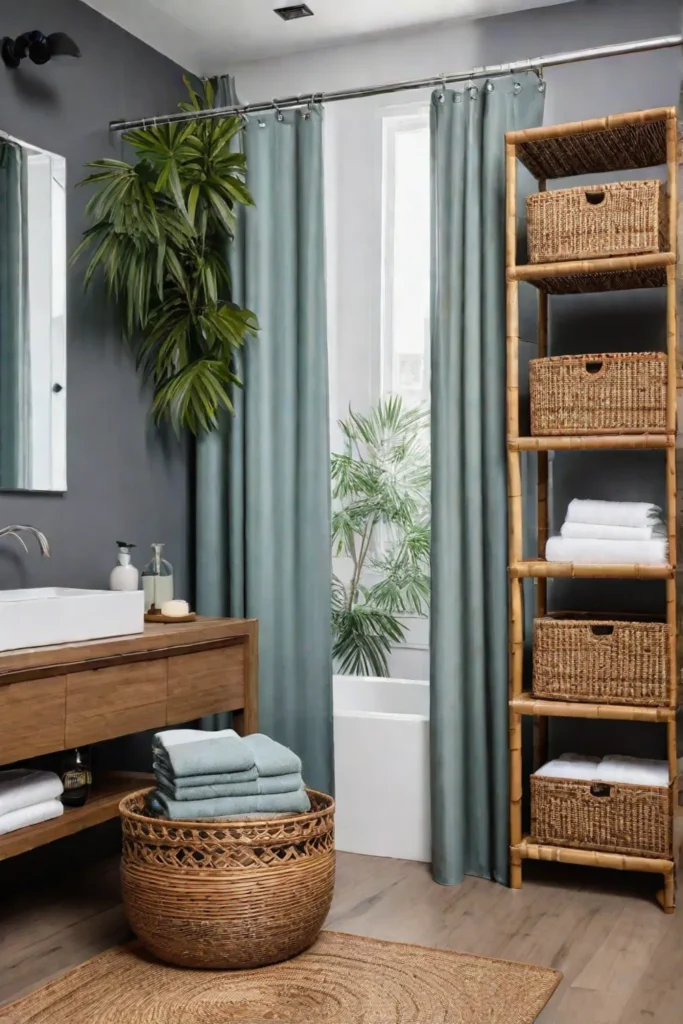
110,541 -> 139,592
141,542 -> 174,612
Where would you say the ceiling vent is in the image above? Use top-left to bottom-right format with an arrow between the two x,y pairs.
274,4 -> 314,21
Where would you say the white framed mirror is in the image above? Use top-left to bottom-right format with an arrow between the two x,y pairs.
0,132 -> 66,492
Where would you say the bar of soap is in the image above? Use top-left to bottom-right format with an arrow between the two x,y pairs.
161,600 -> 190,618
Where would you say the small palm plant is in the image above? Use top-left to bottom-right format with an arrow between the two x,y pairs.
332,395 -> 430,677
73,77 -> 258,434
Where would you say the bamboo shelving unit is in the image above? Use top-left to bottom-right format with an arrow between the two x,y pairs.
505,107 -> 678,913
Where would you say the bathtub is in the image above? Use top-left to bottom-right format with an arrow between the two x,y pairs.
333,675 -> 430,863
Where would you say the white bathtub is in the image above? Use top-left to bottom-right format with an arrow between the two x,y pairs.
333,675 -> 430,863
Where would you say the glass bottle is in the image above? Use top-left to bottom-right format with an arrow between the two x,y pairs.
60,748 -> 92,808
141,542 -> 174,613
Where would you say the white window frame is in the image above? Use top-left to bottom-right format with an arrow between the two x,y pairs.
380,104 -> 431,402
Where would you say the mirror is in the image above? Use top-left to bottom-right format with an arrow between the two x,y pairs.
0,132 -> 66,491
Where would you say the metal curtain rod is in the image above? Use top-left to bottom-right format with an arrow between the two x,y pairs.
110,33 -> 682,132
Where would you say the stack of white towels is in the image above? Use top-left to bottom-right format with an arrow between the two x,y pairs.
0,769 -> 64,837
546,499 -> 667,565
535,752 -> 669,787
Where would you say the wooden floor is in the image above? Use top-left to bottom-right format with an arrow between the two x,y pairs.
1,840 -> 683,1022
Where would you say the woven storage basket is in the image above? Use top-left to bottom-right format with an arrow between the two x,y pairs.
119,788 -> 335,969
530,352 -> 667,435
526,179 -> 667,264
530,775 -> 673,859
533,613 -> 670,706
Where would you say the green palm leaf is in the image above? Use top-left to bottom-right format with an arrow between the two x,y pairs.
73,77 -> 258,433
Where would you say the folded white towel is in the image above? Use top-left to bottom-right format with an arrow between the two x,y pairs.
534,758 -> 600,780
560,521 -> 666,541
0,798 -> 64,837
558,753 -> 601,764
596,755 -> 669,788
546,536 -> 668,565
565,499 -> 661,529
0,769 -> 64,816
534,754 -> 669,787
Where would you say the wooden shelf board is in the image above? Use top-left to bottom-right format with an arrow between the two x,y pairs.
510,560 -> 674,580
0,772 -> 152,862
510,253 -> 674,294
508,109 -> 673,179
510,692 -> 674,722
513,838 -> 674,875
511,434 -> 673,452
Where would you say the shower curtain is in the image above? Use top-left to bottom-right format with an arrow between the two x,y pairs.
196,78 -> 334,796
429,73 -> 545,885
0,139 -> 29,490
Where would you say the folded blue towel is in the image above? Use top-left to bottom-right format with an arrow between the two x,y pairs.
153,728 -> 254,779
150,787 -> 311,821
157,773 -> 304,802
243,734 -> 302,778
153,762 -> 258,790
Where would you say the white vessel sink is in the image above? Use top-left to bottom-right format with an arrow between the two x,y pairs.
0,588 -> 145,653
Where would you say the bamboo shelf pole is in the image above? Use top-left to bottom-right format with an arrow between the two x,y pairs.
516,839 -> 675,876
506,135 -> 523,889
534,196 -> 550,770
511,561 -> 674,579
665,111 -> 678,809
510,693 -> 675,722
511,251 -> 675,282
512,434 -> 674,451
506,107 -> 675,146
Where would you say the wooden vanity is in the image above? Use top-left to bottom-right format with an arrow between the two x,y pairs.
0,617 -> 258,861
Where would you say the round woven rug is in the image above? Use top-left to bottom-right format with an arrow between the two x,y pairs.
0,931 -> 561,1024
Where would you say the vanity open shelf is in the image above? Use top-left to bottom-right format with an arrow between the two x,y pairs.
0,617 -> 258,860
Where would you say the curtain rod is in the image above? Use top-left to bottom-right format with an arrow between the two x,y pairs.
110,33 -> 681,132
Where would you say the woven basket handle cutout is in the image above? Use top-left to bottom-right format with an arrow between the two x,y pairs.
584,360 -> 604,376
589,624 -> 614,638
585,190 -> 606,206
590,783 -> 612,798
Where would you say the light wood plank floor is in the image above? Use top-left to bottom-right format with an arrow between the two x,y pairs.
2,846 -> 683,1022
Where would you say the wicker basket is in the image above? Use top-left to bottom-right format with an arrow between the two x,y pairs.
530,775 -> 673,858
530,352 -> 667,435
526,179 -> 667,264
119,788 -> 335,969
533,613 -> 670,706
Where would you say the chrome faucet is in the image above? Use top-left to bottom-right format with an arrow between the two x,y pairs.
0,525 -> 51,558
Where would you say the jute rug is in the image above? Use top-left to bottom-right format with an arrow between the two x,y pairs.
0,931 -> 561,1023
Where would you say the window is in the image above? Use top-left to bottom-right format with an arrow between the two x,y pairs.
381,109 -> 431,405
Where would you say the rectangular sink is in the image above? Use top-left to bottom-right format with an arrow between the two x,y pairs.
0,588 -> 145,653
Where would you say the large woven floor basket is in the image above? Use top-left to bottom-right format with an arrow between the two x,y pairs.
119,788 -> 335,970
531,776 -> 673,859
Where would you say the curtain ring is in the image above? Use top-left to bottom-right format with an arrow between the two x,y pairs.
302,94 -> 314,120
536,66 -> 546,92
437,73 -> 447,103
274,100 -> 284,122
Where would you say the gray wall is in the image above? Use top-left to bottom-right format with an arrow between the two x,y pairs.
0,0 -> 189,597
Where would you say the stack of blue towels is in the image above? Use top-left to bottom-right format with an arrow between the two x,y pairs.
148,728 -> 310,821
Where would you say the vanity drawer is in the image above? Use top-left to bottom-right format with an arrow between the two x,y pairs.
167,644 -> 245,722
0,676 -> 66,765
66,659 -> 168,746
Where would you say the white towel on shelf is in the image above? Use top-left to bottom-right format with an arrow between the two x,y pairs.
560,521 -> 666,541
534,757 -> 600,781
565,499 -> 661,530
0,769 -> 63,816
0,798 -> 64,837
545,536 -> 668,566
595,755 -> 669,788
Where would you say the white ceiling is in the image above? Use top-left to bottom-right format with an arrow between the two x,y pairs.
82,0 -> 574,75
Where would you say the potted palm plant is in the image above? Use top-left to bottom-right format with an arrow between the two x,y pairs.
73,77 -> 257,434
331,396 -> 430,677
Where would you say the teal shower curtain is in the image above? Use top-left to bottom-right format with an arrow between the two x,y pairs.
0,139 -> 29,490
196,79 -> 334,796
430,74 -> 545,885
